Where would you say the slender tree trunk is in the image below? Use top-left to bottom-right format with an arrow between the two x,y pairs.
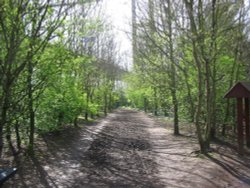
144,96 -> 147,112
153,87 -> 158,116
205,58 -> 212,146
57,112 -> 64,128
0,120 -> 4,158
28,61 -> 35,154
222,100 -> 230,136
90,94 -> 94,119
0,82 -> 11,157
73,117 -> 78,127
184,72 -> 195,122
108,92 -> 112,111
131,0 -> 137,64
104,92 -> 108,116
166,0 -> 179,135
85,91 -> 89,121
15,121 -> 21,151
6,122 -> 15,154
184,0 -> 206,152
209,0 -> 218,140
6,127 -> 16,155
85,112 -> 88,121
184,0 -> 213,153
210,83 -> 216,139
195,50 -> 207,153
172,88 -> 179,135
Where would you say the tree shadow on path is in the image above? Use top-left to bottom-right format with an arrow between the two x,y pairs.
4,109 -> 164,188
205,148 -> 250,185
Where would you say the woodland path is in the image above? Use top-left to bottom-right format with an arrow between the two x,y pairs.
4,109 -> 250,188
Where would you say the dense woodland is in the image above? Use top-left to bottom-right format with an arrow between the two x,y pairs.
0,0 -> 125,157
128,0 -> 250,153
0,0 -> 250,161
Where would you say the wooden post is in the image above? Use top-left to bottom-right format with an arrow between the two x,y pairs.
237,98 -> 244,154
245,98 -> 250,148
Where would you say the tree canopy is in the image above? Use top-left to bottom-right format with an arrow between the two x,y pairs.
0,0 -> 250,157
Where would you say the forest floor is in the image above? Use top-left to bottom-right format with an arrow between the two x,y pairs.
2,108 -> 250,188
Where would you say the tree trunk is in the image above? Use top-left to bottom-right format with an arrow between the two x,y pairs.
0,82 -> 11,157
6,126 -> 16,155
210,81 -> 216,140
15,121 -> 21,151
131,0 -> 137,64
172,90 -> 179,135
74,117 -> 78,127
28,61 -> 35,154
184,0 -> 211,153
222,99 -> 230,136
90,94 -> 94,119
205,58 -> 212,145
184,72 -> 195,122
57,112 -> 64,128
108,92 -> 112,111
144,96 -> 147,112
0,126 -> 3,158
166,0 -> 179,135
28,109 -> 35,154
195,56 -> 207,153
104,92 -> 108,116
209,0 -> 218,140
85,91 -> 89,121
184,0 -> 203,151
85,112 -> 88,121
153,87 -> 158,116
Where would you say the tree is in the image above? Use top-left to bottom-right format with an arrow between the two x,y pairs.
129,0 -> 250,153
182,0 -> 249,153
0,0 -> 68,155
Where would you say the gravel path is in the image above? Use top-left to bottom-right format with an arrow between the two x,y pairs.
4,109 -> 250,188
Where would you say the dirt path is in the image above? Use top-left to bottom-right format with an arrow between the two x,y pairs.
4,109 -> 250,187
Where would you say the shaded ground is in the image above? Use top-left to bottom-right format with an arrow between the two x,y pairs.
2,109 -> 250,187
